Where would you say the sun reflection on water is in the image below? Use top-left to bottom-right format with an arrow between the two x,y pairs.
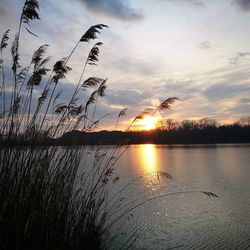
139,144 -> 163,191
140,144 -> 157,174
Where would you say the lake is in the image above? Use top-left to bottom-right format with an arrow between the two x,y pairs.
104,144 -> 250,249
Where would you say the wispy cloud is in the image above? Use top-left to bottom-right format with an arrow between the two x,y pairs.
229,52 -> 250,65
203,82 -> 250,101
199,41 -> 211,50
106,89 -> 151,107
0,0 -> 18,28
229,100 -> 250,115
239,98 -> 250,104
235,0 -> 250,11
78,0 -> 142,21
184,0 -> 204,6
161,0 -> 204,6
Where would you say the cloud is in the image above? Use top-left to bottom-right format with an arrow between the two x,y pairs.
203,82 -> 250,101
199,41 -> 211,50
179,0 -> 204,6
0,0 -> 18,28
229,101 -> 250,115
239,98 -> 250,104
163,79 -> 202,100
229,52 -> 250,65
108,56 -> 156,78
106,89 -> 151,107
161,0 -> 204,6
78,0 -> 142,21
0,0 -> 10,15
235,0 -> 250,11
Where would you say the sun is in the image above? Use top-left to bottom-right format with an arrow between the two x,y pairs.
141,116 -> 157,131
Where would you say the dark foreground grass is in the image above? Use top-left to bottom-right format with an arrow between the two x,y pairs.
0,1 -> 217,249
0,146 -> 103,249
0,1 -> 120,249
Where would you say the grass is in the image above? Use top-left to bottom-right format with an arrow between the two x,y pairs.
0,1 -> 122,249
0,1 -> 218,249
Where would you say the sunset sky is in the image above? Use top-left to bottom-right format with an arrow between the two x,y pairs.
1,0 -> 250,130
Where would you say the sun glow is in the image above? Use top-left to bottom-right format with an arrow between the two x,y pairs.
141,115 -> 157,131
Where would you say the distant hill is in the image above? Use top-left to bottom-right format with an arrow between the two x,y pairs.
57,130 -> 126,145
1,124 -> 249,146
54,125 -> 250,145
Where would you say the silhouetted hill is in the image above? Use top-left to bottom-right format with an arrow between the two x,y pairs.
1,124 -> 249,146
58,130 -> 126,145
54,124 -> 250,145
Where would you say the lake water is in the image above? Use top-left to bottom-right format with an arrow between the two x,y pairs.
105,144 -> 250,249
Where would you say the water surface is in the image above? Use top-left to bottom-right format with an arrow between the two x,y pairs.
108,144 -> 250,249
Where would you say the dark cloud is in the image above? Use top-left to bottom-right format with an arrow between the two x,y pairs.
229,52 -> 250,65
162,0 -> 204,6
203,82 -> 250,101
0,5 -> 5,16
195,104 -> 218,115
163,80 -> 201,100
0,0 -> 18,28
106,89 -> 151,107
0,0 -> 9,15
180,0 -> 204,6
239,98 -> 250,104
199,41 -> 211,50
235,0 -> 250,11
229,102 -> 250,115
238,52 -> 250,57
109,57 -> 156,77
78,0 -> 142,21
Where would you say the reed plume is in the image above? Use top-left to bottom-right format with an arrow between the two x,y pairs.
0,29 -> 10,114
0,29 -> 10,50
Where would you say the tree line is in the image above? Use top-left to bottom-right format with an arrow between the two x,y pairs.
1,117 -> 249,145
55,117 -> 250,145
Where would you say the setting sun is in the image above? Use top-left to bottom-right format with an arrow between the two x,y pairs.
141,116 -> 157,131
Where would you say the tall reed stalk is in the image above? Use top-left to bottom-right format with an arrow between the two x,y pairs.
0,1 -> 124,249
0,1 -> 218,249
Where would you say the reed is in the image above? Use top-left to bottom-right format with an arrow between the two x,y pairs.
0,1 -> 217,249
0,1 -> 119,249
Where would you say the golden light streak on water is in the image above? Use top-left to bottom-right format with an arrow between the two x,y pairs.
140,144 -> 157,174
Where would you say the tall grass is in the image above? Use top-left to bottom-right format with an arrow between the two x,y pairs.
0,1 -> 218,249
0,1 -> 122,249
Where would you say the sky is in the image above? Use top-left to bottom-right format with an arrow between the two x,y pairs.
0,0 -> 250,130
